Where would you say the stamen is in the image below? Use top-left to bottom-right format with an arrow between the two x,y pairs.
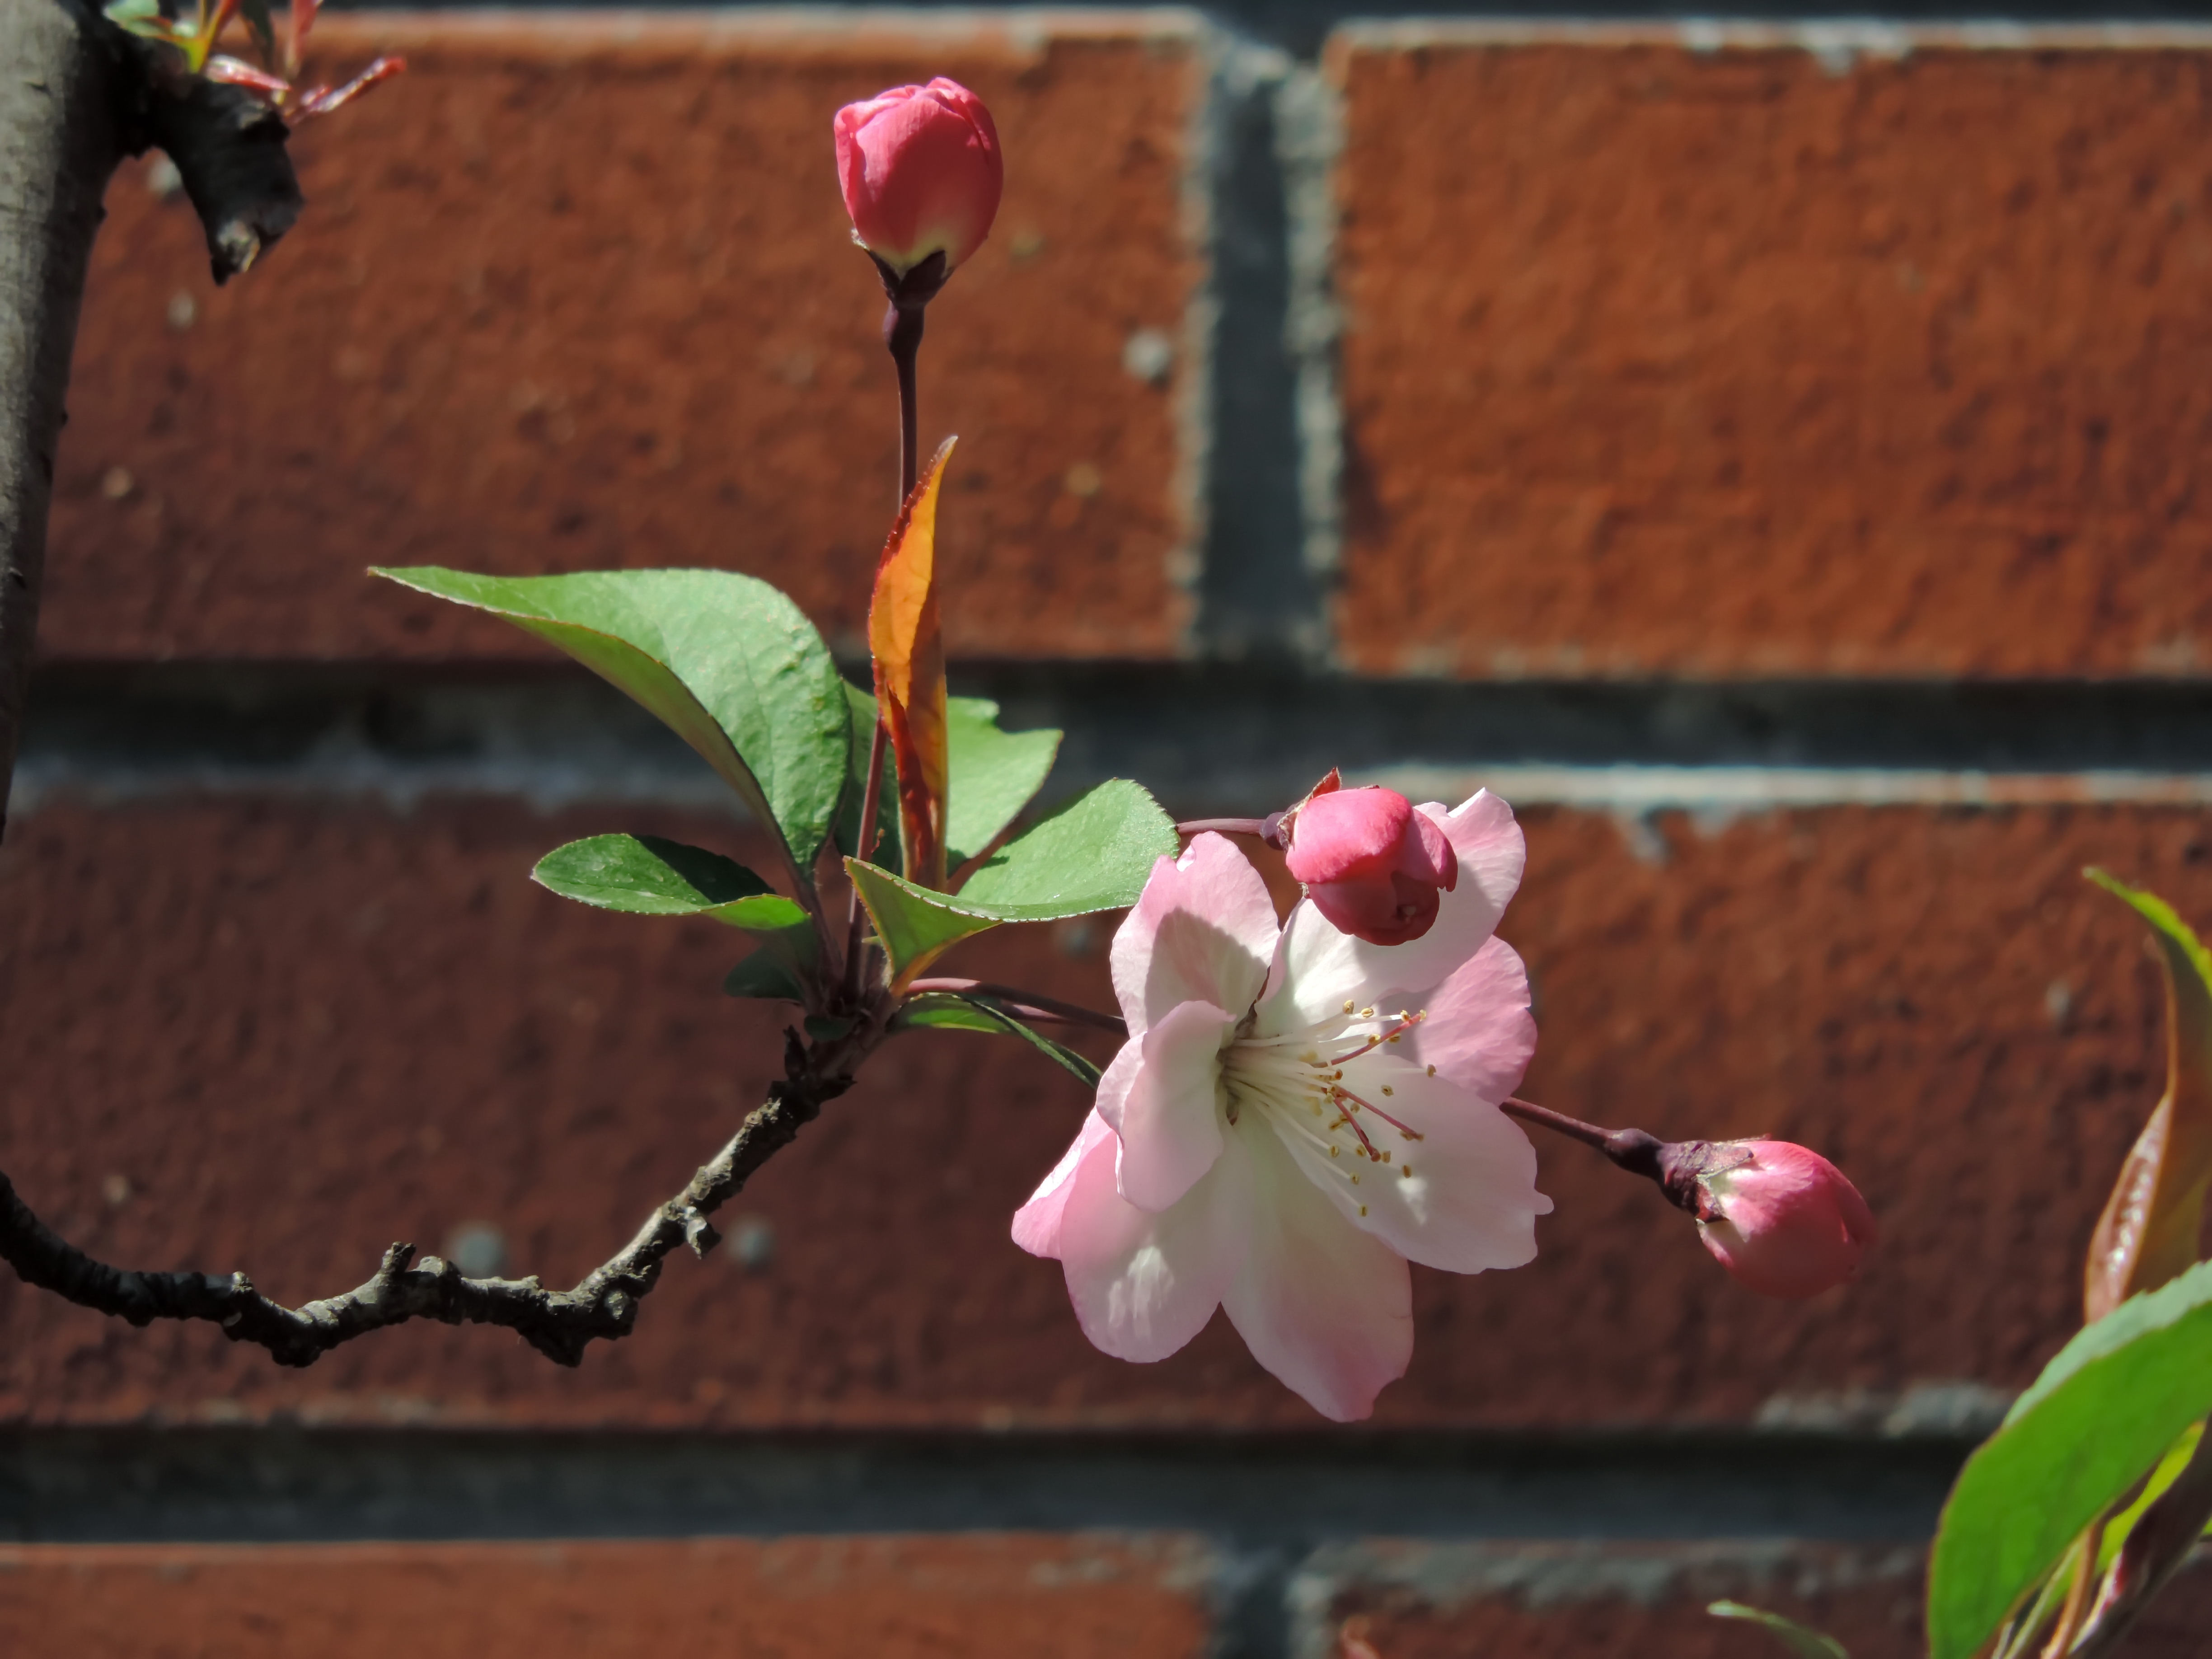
1326,1010 -> 1427,1066
1359,1204 -> 1368,1216
1400,1164 -> 1413,1178
1332,1082 -> 1425,1143
1328,1100 -> 1382,1158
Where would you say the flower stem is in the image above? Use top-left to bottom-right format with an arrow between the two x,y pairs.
1501,1097 -> 1672,1189
905,978 -> 1128,1034
842,287 -> 928,1009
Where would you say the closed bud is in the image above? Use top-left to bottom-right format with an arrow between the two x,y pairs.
834,78 -> 1003,280
1281,773 -> 1458,946
1688,1138 -> 1877,1299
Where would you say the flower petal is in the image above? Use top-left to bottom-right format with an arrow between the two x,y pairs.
1220,1122 -> 1412,1421
1057,1125 -> 1254,1362
1269,1054 -> 1551,1274
1112,833 -> 1281,1035
1401,935 -> 1537,1101
1098,999 -> 1233,1212
1011,1105 -> 1118,1259
1257,791 -> 1525,1033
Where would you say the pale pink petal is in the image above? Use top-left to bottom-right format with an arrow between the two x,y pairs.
1098,999 -> 1233,1212
1057,1127 -> 1254,1362
1401,936 -> 1537,1101
1257,792 -> 1525,1033
1111,834 -> 1281,1035
1268,1055 -> 1550,1274
1011,1106 -> 1116,1259
1220,1123 -> 1412,1421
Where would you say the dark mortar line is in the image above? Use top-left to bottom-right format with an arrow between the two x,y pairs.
0,1428 -> 1972,1547
334,2 -> 2212,58
20,664 -> 2212,820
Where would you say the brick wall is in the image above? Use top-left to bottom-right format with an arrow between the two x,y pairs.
9,11 -> 2212,1655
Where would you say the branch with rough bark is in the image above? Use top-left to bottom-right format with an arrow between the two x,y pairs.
0,1030 -> 853,1367
0,0 -> 304,848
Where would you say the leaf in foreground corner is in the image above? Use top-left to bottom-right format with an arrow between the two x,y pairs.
1706,1603 -> 1848,1659
868,440 -> 955,888
1926,1258 -> 2212,1659
2082,871 -> 2212,1321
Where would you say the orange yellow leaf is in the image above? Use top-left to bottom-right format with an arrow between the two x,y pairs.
868,438 -> 955,890
2084,871 -> 2212,1321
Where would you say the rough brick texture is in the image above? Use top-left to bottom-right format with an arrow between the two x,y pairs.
1332,31 -> 2212,679
0,793 -> 2199,1428
0,1535 -> 1214,1656
44,14 -> 1202,664
1310,1542 -> 2212,1659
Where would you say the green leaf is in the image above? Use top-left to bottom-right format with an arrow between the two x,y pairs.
945,697 -> 1062,871
1928,1257 -> 2212,1659
375,568 -> 851,873
533,835 -> 807,932
838,688 -> 1062,873
897,994 -> 1104,1090
723,950 -> 808,1003
957,778 -> 1175,912
1707,1603 -> 1849,1659
845,778 -> 1175,986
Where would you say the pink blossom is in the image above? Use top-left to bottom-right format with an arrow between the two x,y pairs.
834,79 -> 1003,276
1693,1139 -> 1877,1298
1284,780 -> 1458,946
1013,793 -> 1549,1421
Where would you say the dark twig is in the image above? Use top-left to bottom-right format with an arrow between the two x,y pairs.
904,978 -> 1128,1034
129,42 -> 302,283
0,1031 -> 857,1368
1500,1097 -> 1751,1218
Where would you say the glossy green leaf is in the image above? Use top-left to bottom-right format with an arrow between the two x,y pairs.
722,950 -> 809,1003
533,835 -> 807,932
1929,1258 -> 2212,1659
896,993 -> 1105,1090
846,778 -> 1174,986
944,697 -> 1062,872
839,687 -> 1061,873
375,568 -> 851,872
1706,1603 -> 1849,1659
957,778 -> 1174,912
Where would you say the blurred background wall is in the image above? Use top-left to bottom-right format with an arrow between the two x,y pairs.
8,5 -> 2212,1653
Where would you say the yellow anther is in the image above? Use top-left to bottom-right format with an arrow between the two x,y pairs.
1329,1146 -> 1340,1159
1350,1173 -> 1361,1184
1426,1064 -> 1437,1077
1359,1204 -> 1368,1217
1400,1164 -> 1413,1179
1381,1085 -> 1394,1097
1344,1000 -> 1356,1014
1382,1151 -> 1392,1163
1359,1007 -> 1375,1020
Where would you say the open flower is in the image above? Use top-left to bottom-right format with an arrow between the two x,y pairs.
1013,793 -> 1550,1421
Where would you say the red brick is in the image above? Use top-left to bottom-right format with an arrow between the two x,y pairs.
0,792 -> 2203,1426
1314,1542 -> 2212,1659
0,1535 -> 1214,1657
44,15 -> 1202,664
1331,29 -> 2212,678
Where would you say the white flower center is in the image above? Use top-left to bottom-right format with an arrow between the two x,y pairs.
1219,1002 -> 1429,1205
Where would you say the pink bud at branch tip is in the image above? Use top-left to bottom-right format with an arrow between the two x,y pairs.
1282,775 -> 1458,947
1689,1139 -> 1877,1299
834,78 -> 1003,280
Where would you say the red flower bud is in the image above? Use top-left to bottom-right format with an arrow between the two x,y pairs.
1284,779 -> 1458,946
834,79 -> 1003,277
1693,1139 -> 1877,1299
